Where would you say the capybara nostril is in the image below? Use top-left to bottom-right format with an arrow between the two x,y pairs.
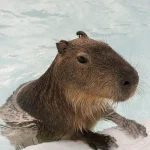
120,78 -> 132,89
121,75 -> 138,88
123,81 -> 131,87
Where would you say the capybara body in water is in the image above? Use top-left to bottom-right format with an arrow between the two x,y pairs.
0,31 -> 147,150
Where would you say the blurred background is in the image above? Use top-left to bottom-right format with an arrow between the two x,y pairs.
0,0 -> 150,149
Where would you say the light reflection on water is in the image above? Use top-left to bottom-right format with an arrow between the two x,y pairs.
0,0 -> 150,149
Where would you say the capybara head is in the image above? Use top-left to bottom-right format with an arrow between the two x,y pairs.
54,31 -> 139,102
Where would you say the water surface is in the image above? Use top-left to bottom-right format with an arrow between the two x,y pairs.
0,0 -> 150,149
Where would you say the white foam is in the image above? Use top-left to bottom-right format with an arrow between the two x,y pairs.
23,118 -> 150,150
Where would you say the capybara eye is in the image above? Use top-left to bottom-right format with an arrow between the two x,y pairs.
77,56 -> 88,63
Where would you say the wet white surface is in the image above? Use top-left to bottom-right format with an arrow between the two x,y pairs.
24,118 -> 150,150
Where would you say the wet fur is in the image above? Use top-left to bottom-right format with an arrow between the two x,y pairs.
16,59 -> 110,140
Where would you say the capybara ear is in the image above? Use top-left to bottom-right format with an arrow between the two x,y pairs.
56,40 -> 69,54
76,31 -> 88,38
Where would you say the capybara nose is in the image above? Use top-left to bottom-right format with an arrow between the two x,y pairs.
120,69 -> 139,90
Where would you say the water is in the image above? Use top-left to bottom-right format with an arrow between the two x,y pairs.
0,0 -> 150,149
